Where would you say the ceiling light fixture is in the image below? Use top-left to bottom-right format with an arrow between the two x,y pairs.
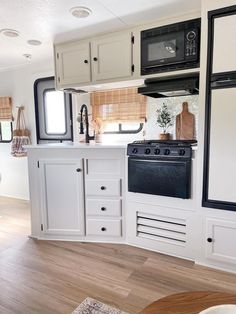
70,6 -> 92,18
1,29 -> 20,38
27,39 -> 42,46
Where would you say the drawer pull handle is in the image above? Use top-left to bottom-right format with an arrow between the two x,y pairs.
207,237 -> 213,243
84,59 -> 88,64
101,207 -> 106,211
101,227 -> 106,232
101,186 -> 106,190
76,168 -> 82,172
93,57 -> 98,61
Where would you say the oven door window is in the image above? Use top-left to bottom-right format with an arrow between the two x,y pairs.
141,31 -> 185,68
128,158 -> 191,199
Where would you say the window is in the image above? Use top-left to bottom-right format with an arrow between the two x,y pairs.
0,121 -> 12,142
0,96 -> 13,142
103,122 -> 143,134
34,77 -> 73,143
91,87 -> 147,134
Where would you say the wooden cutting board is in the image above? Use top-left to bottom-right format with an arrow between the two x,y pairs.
176,102 -> 195,140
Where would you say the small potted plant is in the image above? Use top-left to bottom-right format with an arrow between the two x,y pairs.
156,103 -> 173,140
92,118 -> 104,143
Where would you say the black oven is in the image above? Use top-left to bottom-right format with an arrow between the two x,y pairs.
141,19 -> 201,75
127,141 -> 194,199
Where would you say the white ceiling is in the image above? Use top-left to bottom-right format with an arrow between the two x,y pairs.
0,0 -> 201,71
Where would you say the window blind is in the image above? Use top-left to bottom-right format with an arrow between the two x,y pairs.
0,97 -> 13,121
91,88 -> 147,123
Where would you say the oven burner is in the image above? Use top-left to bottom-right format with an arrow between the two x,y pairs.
127,140 -> 196,159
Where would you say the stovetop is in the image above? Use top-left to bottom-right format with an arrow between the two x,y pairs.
132,139 -> 197,146
127,139 -> 196,158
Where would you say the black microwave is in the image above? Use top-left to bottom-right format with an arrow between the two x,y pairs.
141,18 -> 201,75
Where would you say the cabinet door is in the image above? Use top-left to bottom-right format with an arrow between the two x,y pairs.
39,159 -> 85,236
208,87 -> 236,203
212,13 -> 236,73
55,41 -> 91,87
206,218 -> 236,264
91,31 -> 133,81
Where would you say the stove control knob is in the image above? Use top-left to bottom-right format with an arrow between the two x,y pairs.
154,148 -> 160,155
179,149 -> 186,156
145,148 -> 151,154
164,149 -> 170,155
132,148 -> 138,154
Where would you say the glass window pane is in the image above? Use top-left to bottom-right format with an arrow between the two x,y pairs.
121,122 -> 141,131
1,121 -> 12,141
44,90 -> 66,134
103,123 -> 119,132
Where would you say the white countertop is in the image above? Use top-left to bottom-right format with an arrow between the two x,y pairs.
25,142 -> 127,149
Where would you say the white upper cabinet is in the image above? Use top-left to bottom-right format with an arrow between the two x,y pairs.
91,32 -> 133,82
54,30 -> 133,89
212,13 -> 236,73
55,41 -> 91,87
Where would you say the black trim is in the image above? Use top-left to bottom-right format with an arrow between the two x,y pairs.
202,5 -> 236,211
104,123 -> 144,134
34,76 -> 73,143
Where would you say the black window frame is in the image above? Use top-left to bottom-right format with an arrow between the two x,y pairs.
104,122 -> 144,134
34,76 -> 73,143
0,121 -> 13,143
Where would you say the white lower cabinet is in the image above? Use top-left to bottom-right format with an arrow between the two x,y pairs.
206,218 -> 236,264
85,157 -> 123,238
86,219 -> 121,237
39,159 -> 85,236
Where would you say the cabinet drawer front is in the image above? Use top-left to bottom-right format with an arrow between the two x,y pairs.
86,219 -> 121,236
86,199 -> 121,216
86,179 -> 121,196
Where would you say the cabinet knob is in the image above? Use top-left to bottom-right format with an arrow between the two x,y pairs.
100,186 -> 106,190
76,168 -> 82,172
84,59 -> 88,64
101,207 -> 106,211
101,227 -> 106,232
93,57 -> 98,61
207,237 -> 213,243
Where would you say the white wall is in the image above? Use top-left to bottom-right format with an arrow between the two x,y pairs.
0,61 -> 54,199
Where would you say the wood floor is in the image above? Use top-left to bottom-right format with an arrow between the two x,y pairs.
0,196 -> 236,314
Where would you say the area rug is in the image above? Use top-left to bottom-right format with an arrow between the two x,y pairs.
72,297 -> 128,314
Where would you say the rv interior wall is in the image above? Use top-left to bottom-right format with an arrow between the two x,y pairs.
0,61 -> 53,200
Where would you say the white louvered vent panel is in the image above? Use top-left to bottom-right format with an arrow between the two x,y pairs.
137,212 -> 186,245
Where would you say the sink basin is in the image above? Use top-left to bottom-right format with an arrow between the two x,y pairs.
199,305 -> 236,314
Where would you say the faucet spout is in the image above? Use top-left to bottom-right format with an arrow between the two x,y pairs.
79,104 -> 95,143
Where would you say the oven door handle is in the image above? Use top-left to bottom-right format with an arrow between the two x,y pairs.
129,158 -> 188,164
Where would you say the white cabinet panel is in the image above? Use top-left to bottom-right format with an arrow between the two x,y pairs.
208,88 -> 236,203
86,219 -> 121,236
39,160 -> 85,235
86,199 -> 121,216
86,158 -> 121,176
85,179 -> 121,196
206,218 -> 236,264
213,14 -> 236,73
91,32 -> 133,81
55,41 -> 91,87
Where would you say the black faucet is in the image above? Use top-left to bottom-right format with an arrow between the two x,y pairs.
79,104 -> 95,143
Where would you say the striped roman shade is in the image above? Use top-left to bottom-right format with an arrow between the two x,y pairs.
0,97 -> 13,121
91,87 -> 147,123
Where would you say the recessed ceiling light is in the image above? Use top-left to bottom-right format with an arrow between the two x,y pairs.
70,6 -> 92,18
1,29 -> 20,38
27,39 -> 42,46
23,54 -> 32,60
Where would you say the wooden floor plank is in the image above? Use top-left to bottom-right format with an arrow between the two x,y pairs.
1,196 -> 236,314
